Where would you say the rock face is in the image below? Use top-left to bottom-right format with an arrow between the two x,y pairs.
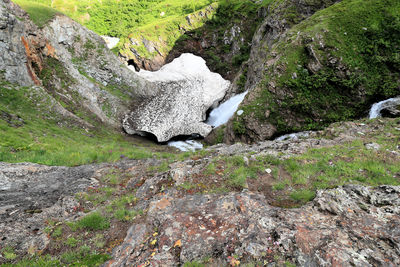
0,0 -> 39,86
0,162 -> 95,256
0,0 -> 156,128
106,185 -> 400,266
123,54 -> 230,142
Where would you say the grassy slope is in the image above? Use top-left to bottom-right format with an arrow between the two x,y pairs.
13,0 -> 60,27
236,0 -> 400,135
0,76 -> 169,166
14,0 -> 217,43
13,0 -> 270,64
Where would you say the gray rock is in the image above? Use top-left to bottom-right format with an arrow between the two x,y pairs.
365,142 -> 381,150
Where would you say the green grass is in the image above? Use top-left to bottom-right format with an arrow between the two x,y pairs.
13,0 -> 60,28
15,0 -> 217,36
0,79 -> 160,166
76,212 -> 110,231
0,253 -> 110,267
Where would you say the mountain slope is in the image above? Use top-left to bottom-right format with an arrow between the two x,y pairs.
0,0 -> 169,165
224,0 -> 400,143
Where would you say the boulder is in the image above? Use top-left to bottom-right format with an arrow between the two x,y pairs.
123,53 -> 230,142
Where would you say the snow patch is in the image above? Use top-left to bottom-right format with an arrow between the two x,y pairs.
101,36 -> 120,49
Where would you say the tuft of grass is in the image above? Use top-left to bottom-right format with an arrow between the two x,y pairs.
290,190 -> 316,202
66,237 -> 79,248
2,247 -> 17,261
76,212 -> 110,231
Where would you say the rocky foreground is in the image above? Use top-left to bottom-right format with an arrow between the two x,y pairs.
1,118 -> 399,266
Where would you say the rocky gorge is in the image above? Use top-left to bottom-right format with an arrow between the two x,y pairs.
0,0 -> 400,266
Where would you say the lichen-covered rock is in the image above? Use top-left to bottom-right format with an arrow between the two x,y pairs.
0,0 -> 39,86
106,185 -> 400,266
123,54 -> 230,142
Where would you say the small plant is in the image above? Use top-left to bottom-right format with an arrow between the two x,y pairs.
77,212 -> 110,231
2,246 -> 17,260
52,226 -> 63,238
66,237 -> 79,247
113,208 -> 138,222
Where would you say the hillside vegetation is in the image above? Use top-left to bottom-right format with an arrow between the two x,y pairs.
229,0 -> 400,142
14,0 -> 217,36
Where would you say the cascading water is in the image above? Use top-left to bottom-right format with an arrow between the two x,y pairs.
168,140 -> 204,152
206,91 -> 248,127
101,36 -> 120,49
167,91 -> 249,151
369,96 -> 400,119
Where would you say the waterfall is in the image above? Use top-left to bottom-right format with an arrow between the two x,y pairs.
206,91 -> 248,127
167,91 -> 248,152
369,96 -> 400,119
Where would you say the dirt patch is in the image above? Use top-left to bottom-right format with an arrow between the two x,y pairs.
247,167 -> 300,208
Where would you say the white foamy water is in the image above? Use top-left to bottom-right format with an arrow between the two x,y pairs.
101,36 -> 120,49
275,131 -> 311,141
369,96 -> 400,119
168,90 -> 248,151
168,140 -> 203,152
206,91 -> 248,128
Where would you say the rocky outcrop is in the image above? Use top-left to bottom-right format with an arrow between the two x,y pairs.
245,0 -> 341,91
0,162 -> 96,256
123,54 -> 230,142
1,117 -> 400,264
166,1 -> 266,82
106,185 -> 400,266
0,0 -> 40,86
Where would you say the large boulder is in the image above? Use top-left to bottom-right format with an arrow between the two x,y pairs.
123,53 -> 230,142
